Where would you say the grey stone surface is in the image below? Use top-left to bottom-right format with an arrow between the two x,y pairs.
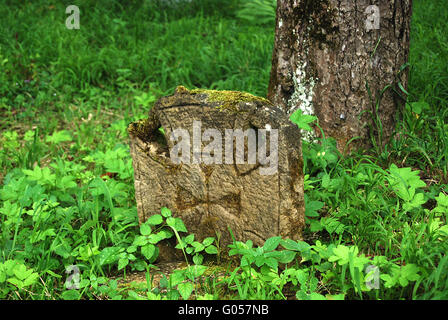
128,86 -> 305,262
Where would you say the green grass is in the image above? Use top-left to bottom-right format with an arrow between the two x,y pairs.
0,0 -> 448,300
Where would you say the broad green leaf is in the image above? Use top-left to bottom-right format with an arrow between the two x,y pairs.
175,218 -> 188,233
263,236 -> 282,252
192,254 -> 204,265
7,277 -> 23,288
387,164 -> 426,202
133,236 -> 148,246
205,245 -> 218,255
184,234 -> 195,244
202,237 -> 215,247
98,247 -> 120,265
322,174 -> 330,189
255,255 -> 266,267
290,109 -> 317,131
177,282 -> 194,300
192,242 -> 205,253
0,268 -> 7,283
159,276 -> 169,288
409,101 -> 429,115
280,240 -> 310,256
309,292 -> 327,300
23,272 -> 39,287
400,264 -> 420,285
328,245 -> 354,265
275,250 -> 296,264
141,244 -> 156,260
326,294 -> 345,300
435,192 -> 448,207
403,192 -> 427,211
280,239 -> 299,251
147,214 -> 163,226
4,260 -> 19,276
166,217 -> 176,228
61,290 -> 81,300
186,265 -> 207,278
167,217 -> 188,233
197,293 -> 214,300
147,233 -> 163,244
118,258 -> 129,270
310,220 -> 323,232
13,264 -> 32,281
156,229 -> 173,240
170,270 -> 186,287
296,290 -> 309,300
161,207 -> 172,217
140,223 -> 152,236
46,130 -> 72,144
380,274 -> 396,288
264,257 -> 278,270
305,200 -> 324,217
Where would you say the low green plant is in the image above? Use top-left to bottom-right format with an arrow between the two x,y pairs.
0,260 -> 40,299
236,0 -> 276,26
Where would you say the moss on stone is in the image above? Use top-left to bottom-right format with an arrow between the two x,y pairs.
128,86 -> 274,138
174,85 -> 190,94
176,85 -> 272,113
127,109 -> 161,142
127,118 -> 152,140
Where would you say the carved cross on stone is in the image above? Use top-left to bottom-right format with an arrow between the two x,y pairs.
128,86 -> 305,262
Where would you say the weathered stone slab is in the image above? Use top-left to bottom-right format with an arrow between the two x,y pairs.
128,86 -> 305,261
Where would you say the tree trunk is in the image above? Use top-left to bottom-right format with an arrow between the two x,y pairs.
268,0 -> 412,152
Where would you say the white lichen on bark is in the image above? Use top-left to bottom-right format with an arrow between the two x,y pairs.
288,60 -> 318,142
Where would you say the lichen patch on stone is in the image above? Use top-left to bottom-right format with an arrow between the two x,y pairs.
127,118 -> 152,141
176,86 -> 272,113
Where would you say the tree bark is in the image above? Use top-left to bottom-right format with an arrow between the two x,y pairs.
268,0 -> 412,152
